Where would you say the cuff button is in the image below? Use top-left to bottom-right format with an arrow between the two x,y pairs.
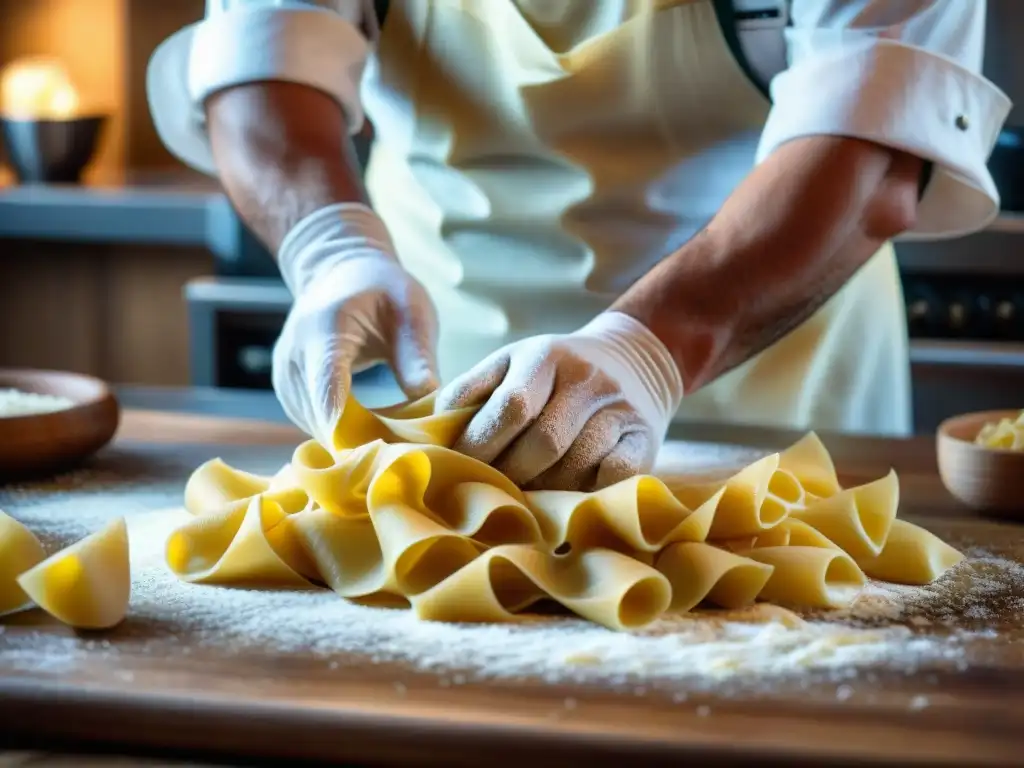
955,114 -> 970,131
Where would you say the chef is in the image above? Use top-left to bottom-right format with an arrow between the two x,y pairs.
148,0 -> 1009,491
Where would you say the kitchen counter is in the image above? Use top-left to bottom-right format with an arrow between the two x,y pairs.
2,170 -> 1023,264
113,376 -> 406,424
0,171 -> 226,250
1,396 -> 1023,766
113,383 -> 291,423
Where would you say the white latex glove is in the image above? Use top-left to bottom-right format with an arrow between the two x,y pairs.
435,312 -> 684,491
273,203 -> 439,446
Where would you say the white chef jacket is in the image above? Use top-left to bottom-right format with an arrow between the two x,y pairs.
152,0 -> 1009,238
148,0 -> 1011,435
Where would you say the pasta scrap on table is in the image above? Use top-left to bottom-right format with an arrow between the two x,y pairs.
170,394 -> 964,631
0,511 -> 129,628
0,509 -> 46,616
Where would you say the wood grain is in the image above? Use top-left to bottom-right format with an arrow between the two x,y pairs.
0,244 -> 105,374
100,252 -> 212,385
0,243 -> 211,385
1,411 -> 1023,767
115,408 -> 304,445
122,0 -> 205,168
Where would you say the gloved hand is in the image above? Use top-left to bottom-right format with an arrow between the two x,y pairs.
273,202 -> 439,446
435,311 -> 683,491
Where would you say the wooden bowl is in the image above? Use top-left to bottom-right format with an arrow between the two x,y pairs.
0,369 -> 120,481
937,409 -> 1024,514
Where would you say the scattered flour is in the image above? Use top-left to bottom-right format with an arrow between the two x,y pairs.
1,463 -> 1022,697
0,388 -> 74,418
834,553 -> 1024,627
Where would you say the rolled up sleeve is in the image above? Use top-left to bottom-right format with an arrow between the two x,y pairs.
756,0 -> 1013,240
147,0 -> 374,175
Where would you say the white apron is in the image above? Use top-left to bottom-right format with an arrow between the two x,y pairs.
360,0 -> 912,436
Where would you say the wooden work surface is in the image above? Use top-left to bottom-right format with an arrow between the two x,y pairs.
1,410 -> 1024,768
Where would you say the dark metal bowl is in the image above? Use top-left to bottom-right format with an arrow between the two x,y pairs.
0,114 -> 106,184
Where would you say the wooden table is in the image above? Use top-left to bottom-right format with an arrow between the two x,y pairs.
1,410 -> 1023,767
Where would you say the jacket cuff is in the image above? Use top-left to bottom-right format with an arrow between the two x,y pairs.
147,6 -> 369,175
757,39 -> 1012,240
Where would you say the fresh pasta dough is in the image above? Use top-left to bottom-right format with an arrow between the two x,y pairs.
167,495 -> 316,587
737,546 -> 866,609
16,517 -> 131,629
0,509 -> 47,616
975,410 -> 1024,450
858,519 -> 965,585
174,393 -> 965,630
789,471 -> 899,562
655,542 -> 773,613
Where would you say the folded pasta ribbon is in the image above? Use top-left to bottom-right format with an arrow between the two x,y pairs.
173,394 -> 966,630
15,517 -> 131,629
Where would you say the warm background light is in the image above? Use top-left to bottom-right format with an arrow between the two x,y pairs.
0,56 -> 80,119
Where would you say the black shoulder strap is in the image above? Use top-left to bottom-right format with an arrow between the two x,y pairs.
374,0 -> 389,29
711,0 -> 774,98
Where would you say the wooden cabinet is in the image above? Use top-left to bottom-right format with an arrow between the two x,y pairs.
0,238 -> 212,386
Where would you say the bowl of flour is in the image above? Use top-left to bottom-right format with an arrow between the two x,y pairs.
0,368 -> 119,480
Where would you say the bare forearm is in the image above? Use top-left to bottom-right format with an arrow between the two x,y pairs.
614,136 -> 923,393
206,81 -> 367,254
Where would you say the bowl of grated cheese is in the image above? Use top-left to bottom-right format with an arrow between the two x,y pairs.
0,368 -> 119,480
937,409 -> 1024,516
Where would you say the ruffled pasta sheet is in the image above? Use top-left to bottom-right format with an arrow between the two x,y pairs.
175,394 -> 964,630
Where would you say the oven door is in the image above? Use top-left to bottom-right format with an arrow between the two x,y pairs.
185,278 -> 291,389
185,277 -> 403,403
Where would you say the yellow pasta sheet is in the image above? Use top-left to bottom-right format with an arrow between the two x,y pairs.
0,510 -> 130,629
0,509 -> 46,616
177,394 -> 965,630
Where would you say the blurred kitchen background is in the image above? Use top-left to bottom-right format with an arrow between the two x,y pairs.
0,0 -> 1022,433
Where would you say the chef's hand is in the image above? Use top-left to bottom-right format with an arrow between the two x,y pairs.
435,312 -> 683,491
273,203 -> 439,446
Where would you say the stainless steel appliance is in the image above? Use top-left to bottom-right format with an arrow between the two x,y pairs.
185,278 -> 288,390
